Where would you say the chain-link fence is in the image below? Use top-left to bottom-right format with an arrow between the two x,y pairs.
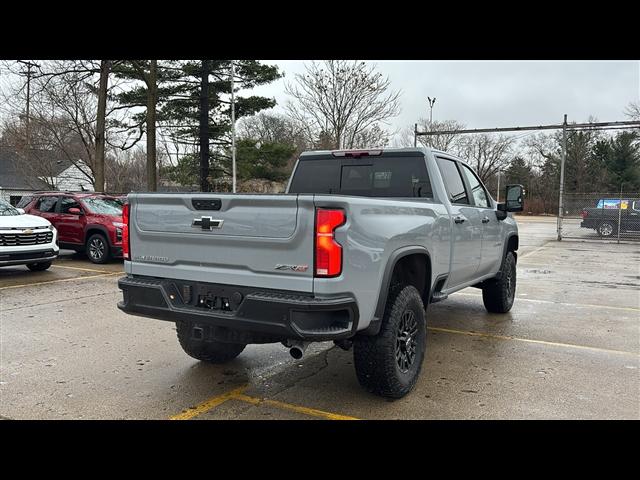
560,192 -> 640,242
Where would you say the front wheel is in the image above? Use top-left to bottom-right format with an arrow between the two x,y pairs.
597,221 -> 616,237
353,285 -> 426,399
176,321 -> 246,364
482,251 -> 516,313
86,233 -> 110,264
27,261 -> 52,271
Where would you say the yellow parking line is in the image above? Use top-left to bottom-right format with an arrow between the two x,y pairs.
51,263 -> 117,274
427,326 -> 640,357
232,393 -> 360,421
170,385 -> 248,420
454,291 -> 640,313
169,385 -> 359,420
0,272 -> 120,291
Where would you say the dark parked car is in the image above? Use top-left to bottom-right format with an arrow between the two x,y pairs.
581,198 -> 640,237
19,192 -> 124,263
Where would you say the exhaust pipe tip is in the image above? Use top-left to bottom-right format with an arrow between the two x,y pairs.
286,340 -> 309,359
289,347 -> 304,360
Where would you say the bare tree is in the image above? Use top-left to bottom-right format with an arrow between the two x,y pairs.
0,60 -> 134,189
625,101 -> 640,121
398,119 -> 467,151
457,134 -> 514,183
284,60 -> 401,149
238,112 -> 305,145
94,60 -> 111,192
105,146 -> 162,193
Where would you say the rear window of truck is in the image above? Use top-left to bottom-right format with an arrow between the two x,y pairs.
289,156 -> 434,198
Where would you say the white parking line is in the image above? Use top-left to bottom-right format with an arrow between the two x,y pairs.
0,272 -> 120,291
51,264 -> 118,274
454,291 -> 640,313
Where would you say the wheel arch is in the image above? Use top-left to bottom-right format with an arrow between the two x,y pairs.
496,233 -> 519,278
362,247 -> 432,336
85,225 -> 112,246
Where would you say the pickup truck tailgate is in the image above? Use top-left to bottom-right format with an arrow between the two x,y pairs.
127,193 -> 315,292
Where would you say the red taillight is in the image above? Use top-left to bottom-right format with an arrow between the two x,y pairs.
122,203 -> 130,260
315,209 -> 346,277
581,209 -> 588,219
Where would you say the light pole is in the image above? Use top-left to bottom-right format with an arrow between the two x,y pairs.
426,97 -> 436,147
427,97 -> 436,125
230,60 -> 237,193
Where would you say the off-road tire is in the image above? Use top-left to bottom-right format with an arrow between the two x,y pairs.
86,233 -> 110,264
482,251 -> 516,313
176,321 -> 246,364
353,285 -> 426,399
27,261 -> 52,271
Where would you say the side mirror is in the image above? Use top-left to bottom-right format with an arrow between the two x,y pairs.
505,184 -> 524,212
68,207 -> 83,215
17,208 -> 25,214
496,184 -> 524,219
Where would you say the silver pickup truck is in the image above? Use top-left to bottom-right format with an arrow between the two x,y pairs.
117,147 -> 523,398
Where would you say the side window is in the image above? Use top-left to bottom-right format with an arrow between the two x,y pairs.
36,196 -> 59,213
60,197 -> 81,214
288,160 -> 341,194
16,195 -> 33,208
459,163 -> 491,208
436,158 -> 469,205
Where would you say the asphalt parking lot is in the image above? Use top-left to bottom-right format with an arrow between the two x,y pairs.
1,216 -> 638,420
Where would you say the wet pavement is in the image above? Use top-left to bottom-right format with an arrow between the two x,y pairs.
1,218 -> 638,419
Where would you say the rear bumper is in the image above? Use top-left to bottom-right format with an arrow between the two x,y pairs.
0,248 -> 58,266
117,275 -> 359,342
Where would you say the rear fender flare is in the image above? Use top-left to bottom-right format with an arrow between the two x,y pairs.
361,246 -> 431,336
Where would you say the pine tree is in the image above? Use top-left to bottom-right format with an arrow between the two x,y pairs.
605,131 -> 640,190
111,60 -> 185,190
160,60 -> 282,190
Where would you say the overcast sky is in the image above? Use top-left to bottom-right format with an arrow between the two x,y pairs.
247,60 -> 640,142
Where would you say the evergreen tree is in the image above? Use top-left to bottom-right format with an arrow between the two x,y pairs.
111,60 -> 184,190
229,139 -> 294,181
161,60 -> 282,190
504,156 -> 532,186
605,131 -> 640,190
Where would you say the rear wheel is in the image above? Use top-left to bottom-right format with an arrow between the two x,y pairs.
27,261 -> 52,271
353,285 -> 426,399
482,251 -> 516,313
86,233 -> 109,264
597,221 -> 616,237
176,321 -> 246,364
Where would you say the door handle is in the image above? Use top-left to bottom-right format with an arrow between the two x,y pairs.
454,216 -> 465,224
482,216 -> 490,224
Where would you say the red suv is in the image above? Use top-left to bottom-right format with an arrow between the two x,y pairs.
19,192 -> 125,264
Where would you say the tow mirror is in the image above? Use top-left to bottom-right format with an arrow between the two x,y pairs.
505,184 -> 524,212
496,184 -> 524,220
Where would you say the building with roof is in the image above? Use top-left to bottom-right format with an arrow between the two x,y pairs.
0,146 -> 94,204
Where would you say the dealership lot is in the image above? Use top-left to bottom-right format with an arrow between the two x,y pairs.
1,217 -> 638,420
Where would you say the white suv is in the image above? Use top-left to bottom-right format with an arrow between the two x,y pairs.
0,198 -> 59,271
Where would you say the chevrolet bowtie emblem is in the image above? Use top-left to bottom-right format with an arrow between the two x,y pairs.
192,216 -> 224,230
23,229 -> 34,235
